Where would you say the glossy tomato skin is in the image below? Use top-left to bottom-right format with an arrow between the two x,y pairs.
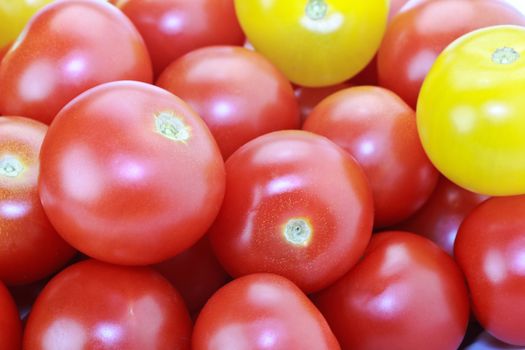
23,259 -> 192,350
118,0 -> 244,77
209,130 -> 373,293
154,236 -> 231,316
0,117 -> 76,285
378,0 -> 525,108
39,81 -> 225,266
315,231 -> 469,350
157,46 -> 300,159
0,281 -> 22,350
0,0 -> 152,124
417,25 -> 525,196
295,82 -> 351,124
303,86 -> 438,227
455,196 -> 525,346
397,176 -> 488,256
235,0 -> 389,87
0,0 -> 53,48
193,273 -> 340,350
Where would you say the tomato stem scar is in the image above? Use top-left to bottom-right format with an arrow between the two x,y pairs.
492,47 -> 519,64
283,218 -> 312,246
306,0 -> 328,20
155,111 -> 191,143
0,155 -> 24,177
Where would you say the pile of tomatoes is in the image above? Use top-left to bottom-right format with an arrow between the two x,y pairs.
1,0 -> 525,349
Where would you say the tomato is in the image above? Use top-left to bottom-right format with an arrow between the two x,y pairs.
417,25 -> 525,195
0,43 -> 10,63
209,130 -> 373,293
234,0 -> 389,87
154,236 -> 231,316
303,86 -> 438,227
118,0 -> 245,78
455,195 -> 525,346
0,0 -> 152,125
314,231 -> 469,350
193,273 -> 340,349
396,176 -> 488,256
294,82 -> 351,123
0,0 -> 53,48
378,0 -> 525,108
39,81 -> 225,265
23,259 -> 192,350
157,46 -> 300,159
0,281 -> 21,350
0,117 -> 76,285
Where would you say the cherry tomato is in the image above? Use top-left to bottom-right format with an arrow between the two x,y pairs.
303,86 -> 438,227
154,236 -> 231,316
0,0 -> 54,48
23,259 -> 192,350
378,0 -> 525,108
39,81 -> 225,265
294,82 -> 351,123
455,195 -> 525,346
314,231 -> 469,350
118,0 -> 245,77
0,117 -> 76,285
193,273 -> 340,350
234,0 -> 389,87
0,43 -> 10,63
0,281 -> 21,350
157,46 -> 300,159
0,0 -> 152,125
417,25 -> 525,195
209,130 -> 373,293
396,176 -> 488,255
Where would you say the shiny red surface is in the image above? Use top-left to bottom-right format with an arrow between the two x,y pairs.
315,231 -> 470,350
157,46 -> 299,160
119,0 -> 244,77
193,273 -> 341,350
303,86 -> 438,227
0,281 -> 22,350
0,117 -> 75,285
23,259 -> 192,350
0,0 -> 152,124
209,130 -> 373,293
456,195 -> 525,346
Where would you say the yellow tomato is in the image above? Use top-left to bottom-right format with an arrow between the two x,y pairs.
0,0 -> 55,48
234,0 -> 389,87
417,25 -> 525,196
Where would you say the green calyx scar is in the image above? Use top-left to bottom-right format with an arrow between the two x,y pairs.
283,218 -> 312,246
492,47 -> 520,65
155,111 -> 191,143
306,0 -> 328,20
0,155 -> 24,178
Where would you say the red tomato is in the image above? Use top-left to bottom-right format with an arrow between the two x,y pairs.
209,130 -> 373,293
0,281 -> 21,350
39,81 -> 225,265
118,0 -> 245,78
156,46 -> 300,159
455,196 -> 525,346
154,236 -> 231,316
314,231 -> 469,350
377,0 -> 525,108
389,0 -> 411,21
192,273 -> 340,350
294,82 -> 351,123
23,259 -> 192,350
397,176 -> 488,256
303,86 -> 438,227
0,116 -> 76,285
0,0 -> 152,124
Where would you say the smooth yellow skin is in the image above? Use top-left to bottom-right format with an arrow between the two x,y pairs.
0,0 -> 55,48
417,25 -> 525,196
234,0 -> 389,87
